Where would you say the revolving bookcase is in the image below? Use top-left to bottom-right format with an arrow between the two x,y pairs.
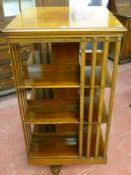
3,6 -> 126,174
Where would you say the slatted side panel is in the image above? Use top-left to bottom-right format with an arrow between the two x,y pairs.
9,43 -> 31,155
85,36 -> 122,159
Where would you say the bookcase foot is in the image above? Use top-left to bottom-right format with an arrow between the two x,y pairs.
51,165 -> 62,175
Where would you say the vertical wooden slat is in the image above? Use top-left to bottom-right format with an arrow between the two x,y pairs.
104,36 -> 122,158
16,44 -> 23,77
23,124 -> 30,154
27,124 -> 32,146
23,89 -> 28,110
86,37 -> 97,157
15,44 -> 23,85
79,38 -> 86,158
20,89 -> 27,115
18,89 -> 26,122
95,37 -> 109,158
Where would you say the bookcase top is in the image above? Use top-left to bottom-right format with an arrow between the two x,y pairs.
3,7 -> 126,37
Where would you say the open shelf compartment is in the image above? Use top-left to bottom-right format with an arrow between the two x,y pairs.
29,133 -> 79,158
25,99 -> 80,124
18,64 -> 111,88
28,124 -> 105,163
23,96 -> 108,124
21,64 -> 80,88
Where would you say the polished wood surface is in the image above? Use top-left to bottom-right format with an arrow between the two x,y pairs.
51,43 -> 79,99
22,64 -> 80,88
3,7 -> 126,36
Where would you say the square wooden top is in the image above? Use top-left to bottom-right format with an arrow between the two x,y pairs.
3,7 -> 126,38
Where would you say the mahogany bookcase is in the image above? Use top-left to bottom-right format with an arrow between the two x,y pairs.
3,6 -> 126,174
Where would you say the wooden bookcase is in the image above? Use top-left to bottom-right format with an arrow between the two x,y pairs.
3,6 -> 126,174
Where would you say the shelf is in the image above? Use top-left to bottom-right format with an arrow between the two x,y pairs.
24,97 -> 107,124
29,133 -> 78,158
19,64 -> 111,88
25,99 -> 79,124
22,64 -> 80,88
30,88 -> 101,100
29,125 -> 104,160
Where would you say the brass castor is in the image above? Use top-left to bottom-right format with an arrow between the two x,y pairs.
51,165 -> 62,175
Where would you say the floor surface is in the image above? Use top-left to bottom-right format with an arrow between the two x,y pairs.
0,60 -> 131,175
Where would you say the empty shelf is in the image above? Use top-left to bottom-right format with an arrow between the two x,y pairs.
24,97 -> 107,124
29,125 -> 104,159
29,133 -> 78,158
25,99 -> 80,124
21,64 -> 80,88
18,64 -> 111,88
